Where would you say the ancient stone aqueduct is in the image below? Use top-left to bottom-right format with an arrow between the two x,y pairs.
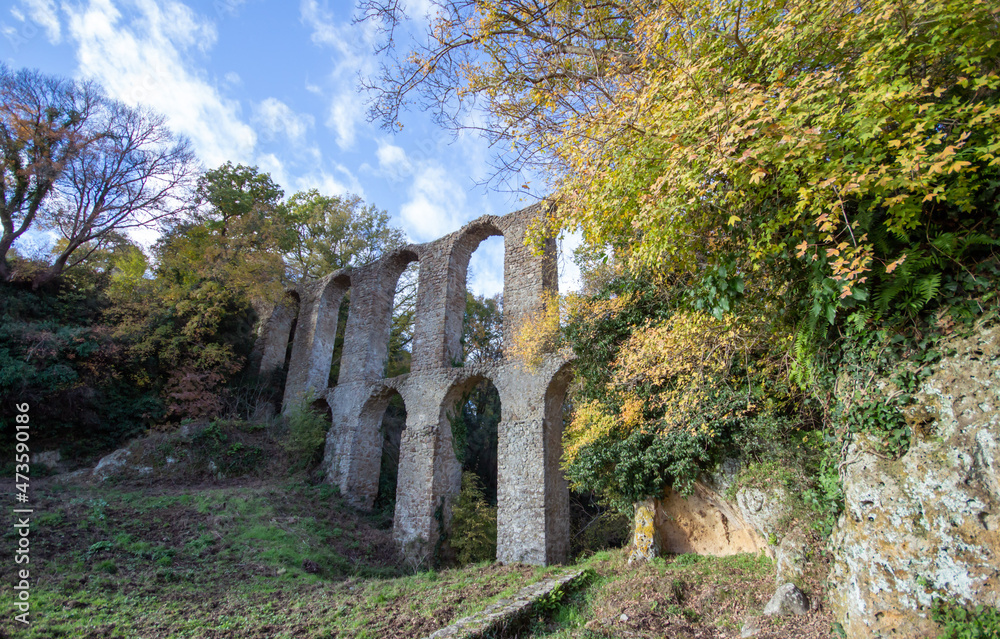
257,204 -> 573,566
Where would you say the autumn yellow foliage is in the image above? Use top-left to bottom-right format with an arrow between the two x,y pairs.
562,310 -> 774,468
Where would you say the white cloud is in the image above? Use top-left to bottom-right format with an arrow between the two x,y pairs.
19,0 -> 61,44
327,93 -> 362,149
294,170 -> 354,198
300,0 -> 379,54
255,152 -> 362,199
375,140 -> 412,181
252,97 -> 314,143
399,164 -> 467,241
254,152 -> 290,188
223,70 -> 241,86
64,0 -> 256,167
403,0 -> 436,22
299,0 -> 378,150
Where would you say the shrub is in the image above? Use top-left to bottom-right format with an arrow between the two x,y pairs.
283,396 -> 329,471
449,472 -> 497,565
191,421 -> 266,477
932,601 -> 1000,639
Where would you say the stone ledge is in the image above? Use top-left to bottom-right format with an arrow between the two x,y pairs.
424,568 -> 589,639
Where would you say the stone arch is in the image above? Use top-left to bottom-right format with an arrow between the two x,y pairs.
379,248 -> 421,378
282,272 -> 351,409
443,219 -> 505,366
352,382 -> 408,509
271,204 -> 572,566
258,290 -> 301,375
311,392 -> 333,424
434,371 -> 497,530
337,247 -> 420,384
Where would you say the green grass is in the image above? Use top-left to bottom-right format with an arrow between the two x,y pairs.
1,470 -> 817,639
0,478 -> 575,639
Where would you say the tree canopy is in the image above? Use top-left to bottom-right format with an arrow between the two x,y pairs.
285,189 -> 406,281
366,0 -> 1000,515
366,0 -> 1000,317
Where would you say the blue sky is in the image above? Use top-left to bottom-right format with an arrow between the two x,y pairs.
2,0 -> 581,296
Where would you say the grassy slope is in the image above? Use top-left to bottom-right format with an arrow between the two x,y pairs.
1,478 -> 563,638
530,552 -> 833,639
1,475 -> 833,639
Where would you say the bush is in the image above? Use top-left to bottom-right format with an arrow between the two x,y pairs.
933,602 -> 1000,639
190,421 -> 266,477
449,472 -> 497,565
283,396 -> 329,471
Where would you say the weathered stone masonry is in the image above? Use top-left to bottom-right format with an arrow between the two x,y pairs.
258,204 -> 572,565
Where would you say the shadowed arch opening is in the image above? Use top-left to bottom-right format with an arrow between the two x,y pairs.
258,290 -> 300,378
281,291 -> 302,373
354,385 -> 408,527
311,393 -> 333,424
383,249 -> 420,378
320,273 -> 351,388
439,372 -> 502,562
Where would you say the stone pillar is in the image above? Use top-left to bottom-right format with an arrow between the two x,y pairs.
337,264 -> 393,383
493,359 -> 571,565
324,381 -> 387,509
392,373 -> 461,568
628,498 -> 662,564
410,240 -> 460,371
283,275 -> 348,409
496,413 -> 548,564
499,209 -> 558,349
491,362 -> 553,564
542,364 -> 572,564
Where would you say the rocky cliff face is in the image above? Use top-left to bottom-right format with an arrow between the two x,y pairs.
828,323 -> 1000,638
635,460 -> 811,586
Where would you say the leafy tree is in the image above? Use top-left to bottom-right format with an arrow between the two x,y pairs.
366,0 -> 1000,321
177,162 -> 291,301
98,163 -> 289,422
360,0 -> 642,184
285,189 -> 406,281
39,101 -> 195,286
449,471 -> 498,564
367,0 -> 1000,518
462,292 -> 503,363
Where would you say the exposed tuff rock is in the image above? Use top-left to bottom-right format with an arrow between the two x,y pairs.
774,531 -> 810,586
763,583 -> 809,616
828,323 -> 1000,638
92,448 -> 135,481
629,458 -> 806,587
655,480 -> 772,557
734,486 -> 789,549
